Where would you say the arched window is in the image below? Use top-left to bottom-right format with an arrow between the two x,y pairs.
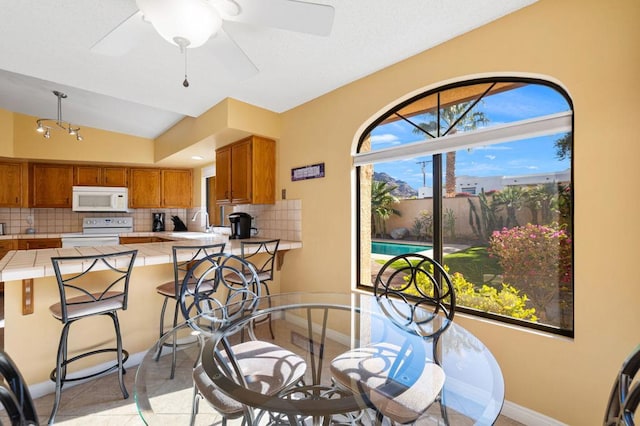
355,77 -> 573,336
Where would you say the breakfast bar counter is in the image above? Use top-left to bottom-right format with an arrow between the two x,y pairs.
0,234 -> 302,391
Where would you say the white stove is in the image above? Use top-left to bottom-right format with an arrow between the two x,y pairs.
61,217 -> 133,248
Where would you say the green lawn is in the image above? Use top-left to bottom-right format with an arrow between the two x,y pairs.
443,246 -> 502,285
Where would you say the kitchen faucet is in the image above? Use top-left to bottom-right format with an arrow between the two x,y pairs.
191,210 -> 213,233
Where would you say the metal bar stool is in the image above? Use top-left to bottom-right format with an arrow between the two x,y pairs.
48,249 -> 137,424
177,252 -> 306,426
154,243 -> 225,378
224,239 -> 279,339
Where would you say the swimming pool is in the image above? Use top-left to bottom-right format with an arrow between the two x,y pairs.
371,241 -> 432,256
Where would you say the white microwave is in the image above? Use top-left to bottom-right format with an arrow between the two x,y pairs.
72,186 -> 129,212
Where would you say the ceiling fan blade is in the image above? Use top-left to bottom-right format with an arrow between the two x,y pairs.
229,0 -> 334,36
210,27 -> 259,80
90,11 -> 148,56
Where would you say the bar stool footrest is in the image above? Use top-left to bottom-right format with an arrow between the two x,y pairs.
50,348 -> 129,383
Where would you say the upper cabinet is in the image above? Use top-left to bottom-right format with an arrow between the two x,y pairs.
74,165 -> 128,187
29,163 -> 74,208
0,162 -> 27,208
162,169 -> 193,208
129,168 -> 192,209
129,168 -> 162,208
215,135 -> 275,205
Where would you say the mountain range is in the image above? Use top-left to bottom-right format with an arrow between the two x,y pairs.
373,172 -> 418,199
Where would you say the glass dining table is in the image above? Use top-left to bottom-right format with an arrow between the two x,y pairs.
134,291 -> 504,425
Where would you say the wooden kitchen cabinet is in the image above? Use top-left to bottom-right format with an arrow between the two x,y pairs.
129,168 -> 192,209
17,238 -> 61,250
0,239 -> 17,260
120,236 -> 172,244
215,135 -> 275,205
215,145 -> 232,204
162,169 -> 192,208
74,165 -> 128,187
0,162 -> 27,207
129,168 -> 162,208
29,163 -> 74,208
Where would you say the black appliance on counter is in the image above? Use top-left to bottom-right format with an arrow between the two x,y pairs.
171,216 -> 188,232
229,212 -> 252,239
152,212 -> 165,232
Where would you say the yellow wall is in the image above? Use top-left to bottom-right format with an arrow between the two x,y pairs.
154,98 -> 282,163
0,109 -> 15,157
12,112 -> 155,164
276,0 -> 640,424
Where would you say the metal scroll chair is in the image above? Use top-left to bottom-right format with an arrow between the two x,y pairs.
178,252 -> 306,426
155,243 -> 225,378
0,350 -> 38,425
48,250 -> 137,425
330,253 -> 455,425
224,239 -> 280,339
604,344 -> 640,426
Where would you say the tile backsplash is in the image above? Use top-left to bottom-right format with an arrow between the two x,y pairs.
0,199 -> 302,241
188,199 -> 302,241
0,208 -> 188,235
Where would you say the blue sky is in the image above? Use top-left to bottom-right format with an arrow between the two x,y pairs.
368,84 -> 571,189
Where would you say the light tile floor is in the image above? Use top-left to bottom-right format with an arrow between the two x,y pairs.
17,317 -> 525,425
25,362 -> 524,425
27,379 -> 525,426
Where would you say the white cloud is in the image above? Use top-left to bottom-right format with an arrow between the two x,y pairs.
370,134 -> 400,145
485,155 -> 496,160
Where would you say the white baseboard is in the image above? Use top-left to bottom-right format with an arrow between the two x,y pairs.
28,350 -> 147,400
502,400 -> 568,425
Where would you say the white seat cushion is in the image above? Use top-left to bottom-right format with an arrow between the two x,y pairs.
155,278 -> 215,298
49,291 -> 125,320
194,340 -> 307,416
330,342 -> 445,424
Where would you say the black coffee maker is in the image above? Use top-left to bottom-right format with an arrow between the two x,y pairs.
228,212 -> 252,239
152,212 -> 165,232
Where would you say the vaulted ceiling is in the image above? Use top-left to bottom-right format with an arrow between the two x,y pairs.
0,0 -> 537,142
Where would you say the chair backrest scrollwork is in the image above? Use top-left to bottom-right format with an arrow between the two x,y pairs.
374,253 -> 456,341
179,252 -> 261,334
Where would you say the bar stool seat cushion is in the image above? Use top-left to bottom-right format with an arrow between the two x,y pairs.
49,292 -> 125,320
193,340 -> 307,416
224,271 -> 272,284
331,342 -> 445,424
156,278 -> 215,298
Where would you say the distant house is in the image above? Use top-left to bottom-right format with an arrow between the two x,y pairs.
455,169 -> 571,195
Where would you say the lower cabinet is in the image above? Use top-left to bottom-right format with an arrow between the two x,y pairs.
17,238 -> 62,250
119,237 -> 171,244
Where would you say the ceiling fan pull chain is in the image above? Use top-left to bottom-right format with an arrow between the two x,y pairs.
183,46 -> 189,88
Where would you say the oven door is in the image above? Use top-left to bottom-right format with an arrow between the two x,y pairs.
61,235 -> 120,248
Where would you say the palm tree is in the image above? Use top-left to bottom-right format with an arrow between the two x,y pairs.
493,186 -> 526,228
413,103 -> 489,197
371,180 -> 401,237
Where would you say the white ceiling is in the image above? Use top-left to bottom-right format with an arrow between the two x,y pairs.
0,0 -> 536,144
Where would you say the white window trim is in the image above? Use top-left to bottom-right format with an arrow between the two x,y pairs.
353,110 -> 572,166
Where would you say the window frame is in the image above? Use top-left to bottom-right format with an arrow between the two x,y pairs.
355,76 -> 575,337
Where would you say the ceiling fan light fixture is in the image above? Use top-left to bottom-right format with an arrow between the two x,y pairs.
136,0 -> 221,49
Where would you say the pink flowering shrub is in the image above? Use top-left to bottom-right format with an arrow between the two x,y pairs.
488,223 -> 572,322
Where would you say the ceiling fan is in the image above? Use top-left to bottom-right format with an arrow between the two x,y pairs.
91,0 -> 334,86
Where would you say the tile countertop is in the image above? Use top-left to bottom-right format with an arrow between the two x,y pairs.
0,232 -> 302,282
